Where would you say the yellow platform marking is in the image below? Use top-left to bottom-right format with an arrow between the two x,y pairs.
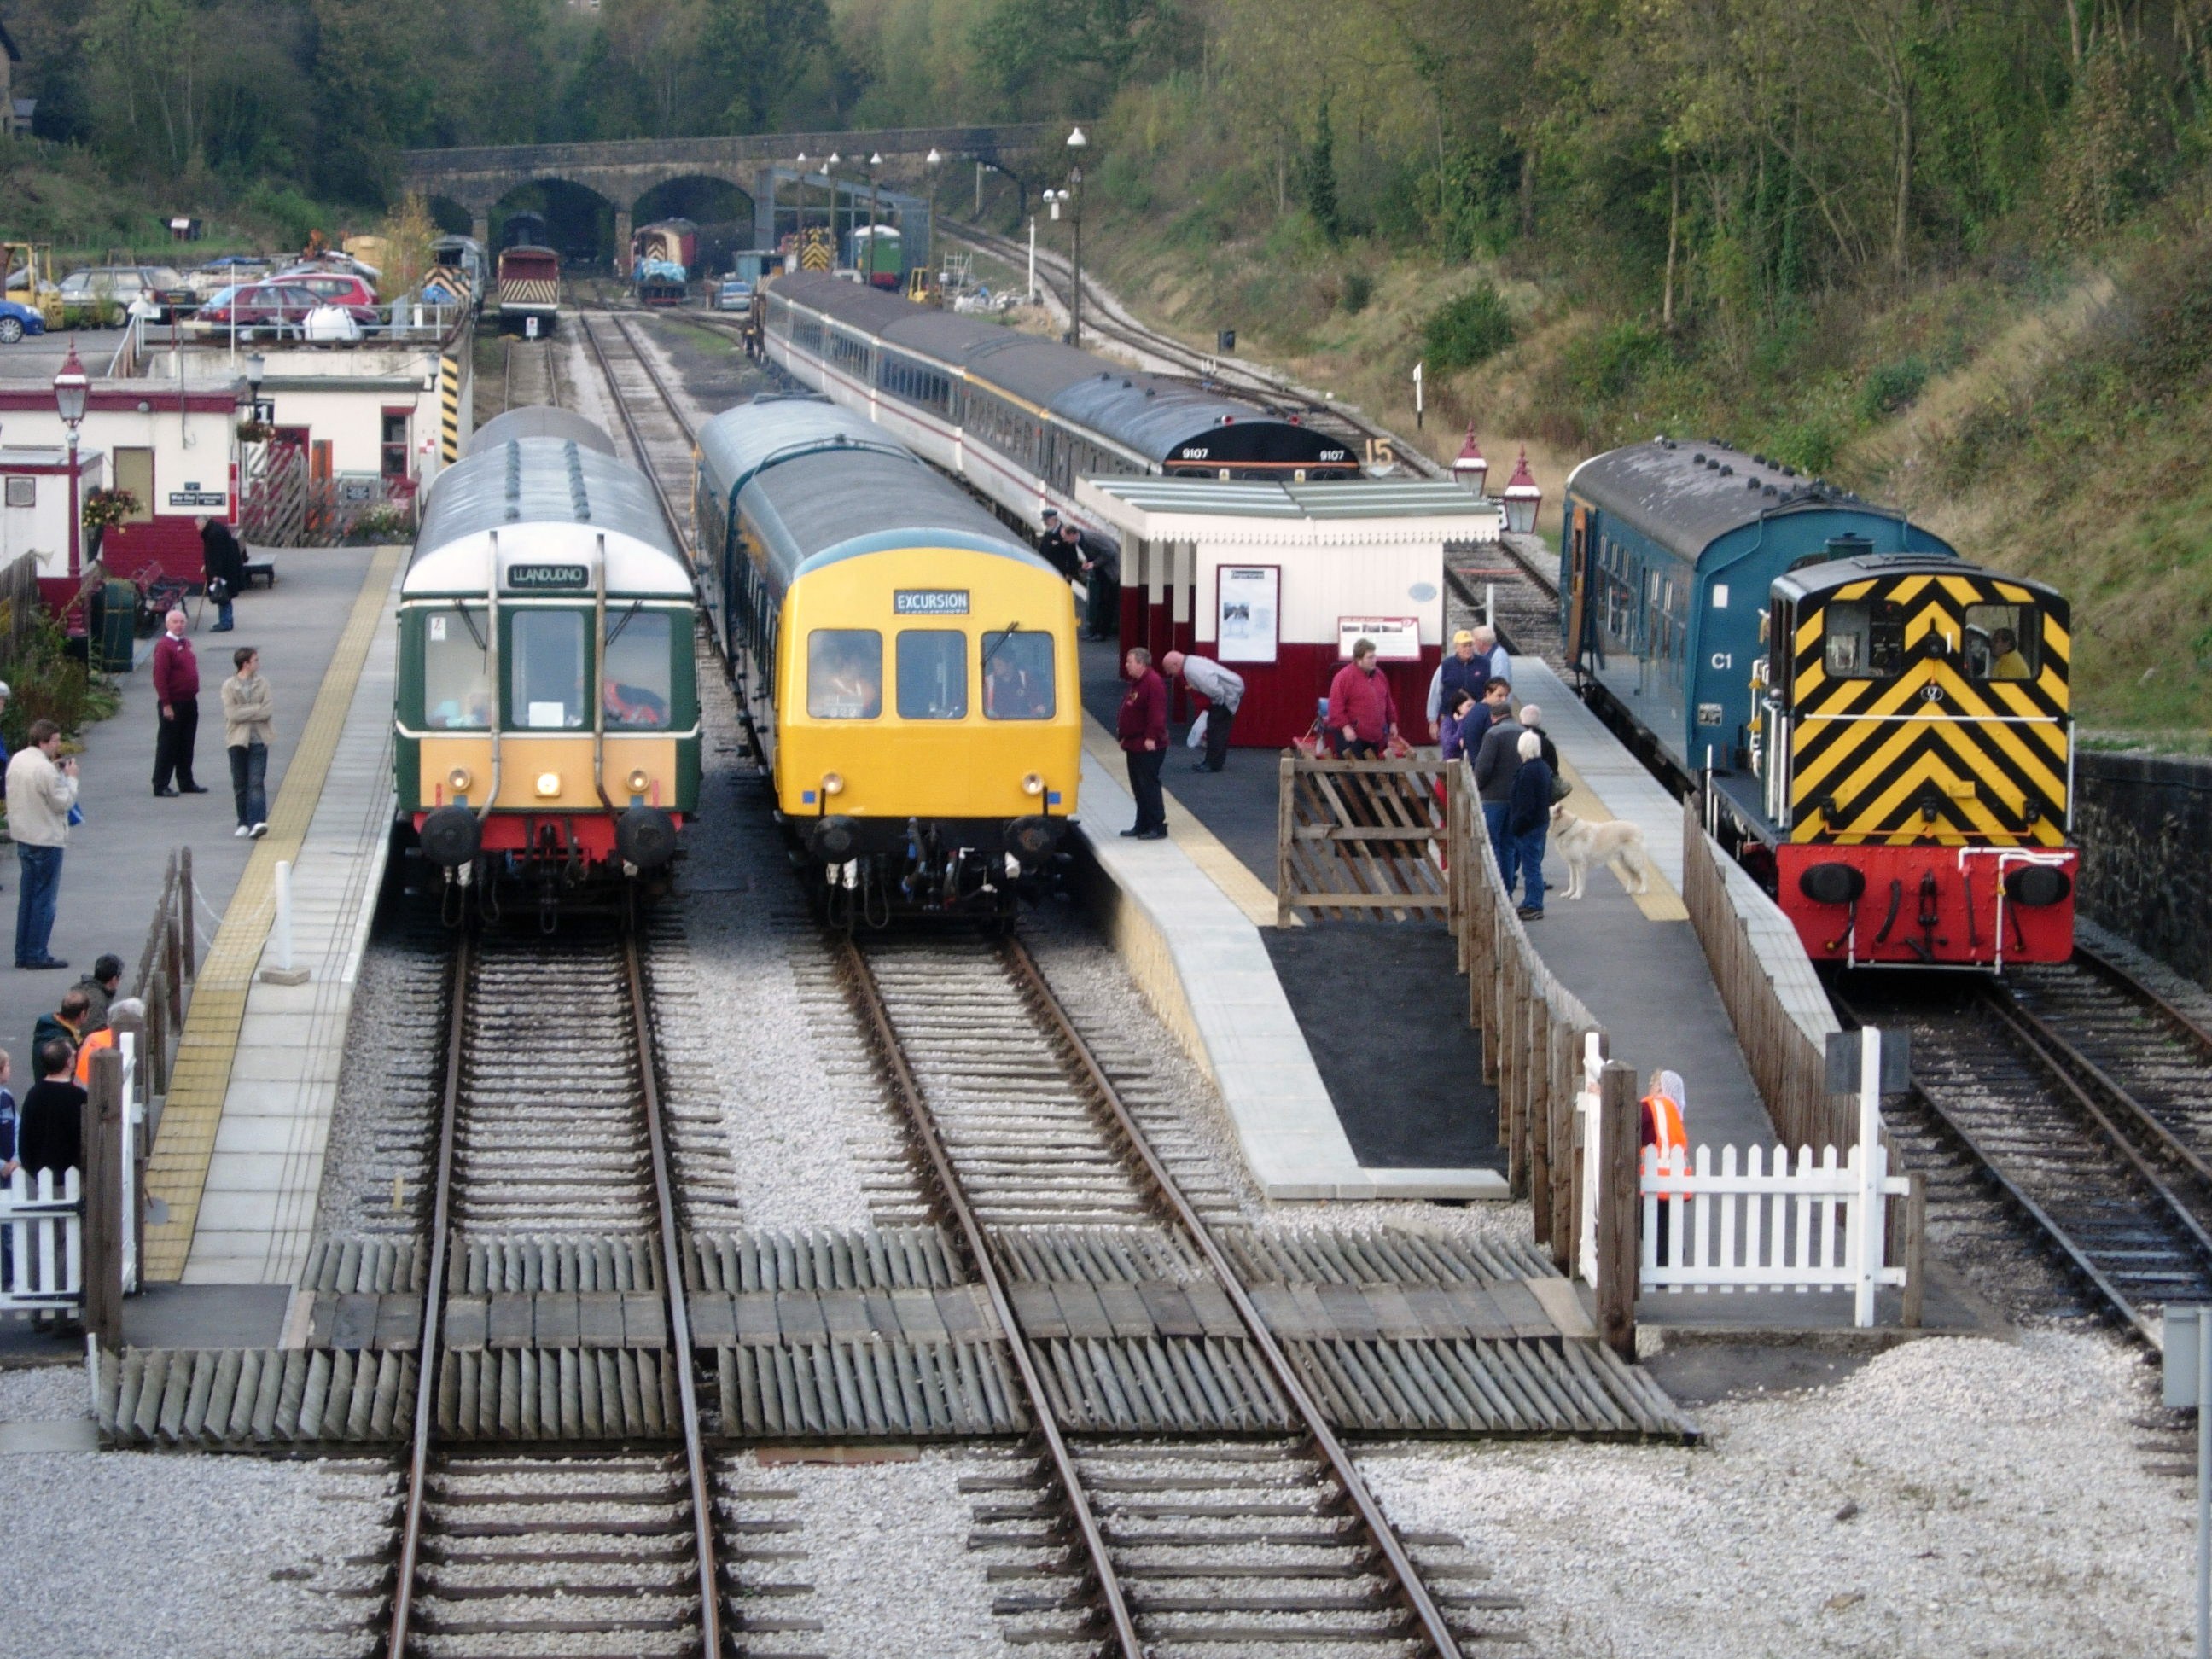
142,545 -> 404,1283
1080,714 -> 1290,929
1550,754 -> 1690,923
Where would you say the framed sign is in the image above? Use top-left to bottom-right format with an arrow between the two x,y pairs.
1216,564 -> 1279,663
1338,615 -> 1422,661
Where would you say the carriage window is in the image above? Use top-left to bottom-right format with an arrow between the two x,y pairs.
981,632 -> 1056,719
603,610 -> 673,729
511,609 -> 585,727
1823,599 -> 1906,678
423,606 -> 491,729
897,630 -> 968,719
1964,603 -> 2039,681
807,629 -> 882,719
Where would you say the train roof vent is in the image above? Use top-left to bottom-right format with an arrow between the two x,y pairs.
1748,476 -> 1761,490
1144,387 -> 1155,397
504,440 -> 522,521
565,440 -> 591,521
1718,464 -> 1734,476
1783,464 -> 1798,476
1692,452 -> 1706,464
1763,483 -> 1778,496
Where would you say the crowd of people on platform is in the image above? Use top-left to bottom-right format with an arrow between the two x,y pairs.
1114,620 -> 1569,921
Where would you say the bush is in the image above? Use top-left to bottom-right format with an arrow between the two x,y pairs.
348,503 -> 416,544
1566,320 -> 1668,399
1857,354 -> 1931,421
1,608 -> 119,754
1422,282 -> 1515,373
1340,271 -> 1372,315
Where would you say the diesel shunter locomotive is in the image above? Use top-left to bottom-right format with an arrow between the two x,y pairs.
695,396 -> 1082,923
395,409 -> 698,920
1563,438 -> 2075,968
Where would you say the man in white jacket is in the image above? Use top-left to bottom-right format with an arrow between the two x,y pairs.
1161,651 -> 1245,774
6,720 -> 79,970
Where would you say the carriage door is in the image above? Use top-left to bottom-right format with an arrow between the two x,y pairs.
1565,506 -> 1592,669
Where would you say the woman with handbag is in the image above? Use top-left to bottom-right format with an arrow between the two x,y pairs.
198,515 -> 248,632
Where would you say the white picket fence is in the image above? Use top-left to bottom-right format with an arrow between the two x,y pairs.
1575,1033 -> 1911,1326
1,1167 -> 83,1313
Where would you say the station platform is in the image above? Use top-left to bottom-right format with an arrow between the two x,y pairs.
1074,636 -> 1782,1205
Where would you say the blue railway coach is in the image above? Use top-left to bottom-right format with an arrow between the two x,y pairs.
1560,438 -> 1956,780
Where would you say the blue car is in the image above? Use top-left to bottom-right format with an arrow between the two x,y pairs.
0,300 -> 47,343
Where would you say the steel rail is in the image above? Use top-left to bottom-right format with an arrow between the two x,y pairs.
1832,980 -> 2212,1350
1003,938 -> 1466,1657
621,931 -> 723,1659
835,936 -> 1146,1659
386,932 -> 471,1659
576,311 -> 694,556
2075,940 -> 2212,1056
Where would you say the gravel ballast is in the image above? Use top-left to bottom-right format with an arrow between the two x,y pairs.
0,1367 -> 392,1658
1360,1330 -> 2189,1658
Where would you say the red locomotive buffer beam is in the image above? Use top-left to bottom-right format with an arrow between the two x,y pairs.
1778,843 -> 2075,969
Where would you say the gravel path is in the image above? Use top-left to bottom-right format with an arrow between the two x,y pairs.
1360,1330 -> 2188,1659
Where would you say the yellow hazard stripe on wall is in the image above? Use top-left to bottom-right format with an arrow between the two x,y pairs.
439,352 -> 461,463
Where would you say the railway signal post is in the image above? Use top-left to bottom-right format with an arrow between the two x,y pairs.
2166,1306 -> 2212,1659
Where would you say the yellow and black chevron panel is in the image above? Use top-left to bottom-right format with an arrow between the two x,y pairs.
438,353 -> 461,464
1785,571 -> 2070,847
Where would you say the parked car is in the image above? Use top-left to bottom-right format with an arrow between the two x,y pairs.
713,278 -> 754,311
0,299 -> 47,343
270,271 -> 379,311
197,282 -> 375,338
58,265 -> 196,320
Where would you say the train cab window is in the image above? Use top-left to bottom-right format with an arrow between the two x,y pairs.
423,606 -> 492,728
603,609 -> 673,729
981,632 -> 1055,720
1964,603 -> 2039,681
1823,599 -> 1907,678
512,610 -> 587,728
808,630 -> 882,719
897,630 -> 968,720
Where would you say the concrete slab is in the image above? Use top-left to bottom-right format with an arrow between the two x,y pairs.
0,1418 -> 98,1452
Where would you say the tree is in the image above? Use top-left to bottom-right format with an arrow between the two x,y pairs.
1303,96 -> 1341,242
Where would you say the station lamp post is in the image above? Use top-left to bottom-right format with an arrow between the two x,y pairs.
1502,447 -> 1543,537
866,152 -> 884,284
925,148 -> 943,277
1452,426 -> 1488,497
826,152 -> 841,257
795,152 -> 807,241
54,340 -> 88,578
1065,125 -> 1088,349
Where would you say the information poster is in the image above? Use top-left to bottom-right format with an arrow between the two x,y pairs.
1217,565 -> 1279,663
1337,615 -> 1423,661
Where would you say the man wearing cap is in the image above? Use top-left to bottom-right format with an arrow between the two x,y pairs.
1035,509 -> 1078,579
1426,630 -> 1492,742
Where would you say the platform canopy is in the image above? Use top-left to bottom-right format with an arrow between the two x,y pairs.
1074,475 -> 1500,544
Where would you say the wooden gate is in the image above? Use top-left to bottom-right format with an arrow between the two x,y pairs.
1275,754 -> 1455,924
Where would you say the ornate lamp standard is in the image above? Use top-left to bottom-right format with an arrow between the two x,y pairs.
54,341 -> 89,578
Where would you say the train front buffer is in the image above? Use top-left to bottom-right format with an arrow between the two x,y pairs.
1778,844 -> 2075,968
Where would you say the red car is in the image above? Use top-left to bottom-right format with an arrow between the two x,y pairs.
273,271 -> 381,310
197,282 -> 377,338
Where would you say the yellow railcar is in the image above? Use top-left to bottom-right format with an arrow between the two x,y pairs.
696,397 -> 1080,922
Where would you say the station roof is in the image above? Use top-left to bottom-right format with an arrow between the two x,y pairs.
1076,475 -> 1499,541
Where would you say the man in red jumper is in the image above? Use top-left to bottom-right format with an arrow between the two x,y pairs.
1326,637 -> 1400,759
1117,646 -> 1169,841
150,608 -> 207,797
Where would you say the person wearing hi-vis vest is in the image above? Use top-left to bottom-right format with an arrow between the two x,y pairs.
1641,1069 -> 1691,1262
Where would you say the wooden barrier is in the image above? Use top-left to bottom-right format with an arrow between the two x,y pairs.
1678,798 -> 1848,1154
129,848 -> 195,1104
1677,797 -> 1923,1321
1276,754 -> 1452,924
1447,755 -> 1606,1272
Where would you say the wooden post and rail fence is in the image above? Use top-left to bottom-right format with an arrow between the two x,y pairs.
0,853 -> 194,1345
1277,752 -> 1924,1345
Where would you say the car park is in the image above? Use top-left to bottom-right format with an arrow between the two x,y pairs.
271,271 -> 380,311
713,278 -> 754,311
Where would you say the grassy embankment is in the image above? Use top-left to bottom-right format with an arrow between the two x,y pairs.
1006,165 -> 2212,742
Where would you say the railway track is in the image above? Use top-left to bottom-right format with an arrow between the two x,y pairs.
841,932 -> 1514,1656
1837,946 -> 2212,1348
577,309 -> 698,544
383,925 -> 725,1658
502,335 -> 562,413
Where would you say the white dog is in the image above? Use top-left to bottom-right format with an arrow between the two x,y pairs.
1550,805 -> 1654,900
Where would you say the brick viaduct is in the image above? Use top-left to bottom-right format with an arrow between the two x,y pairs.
400,124 -> 1060,253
